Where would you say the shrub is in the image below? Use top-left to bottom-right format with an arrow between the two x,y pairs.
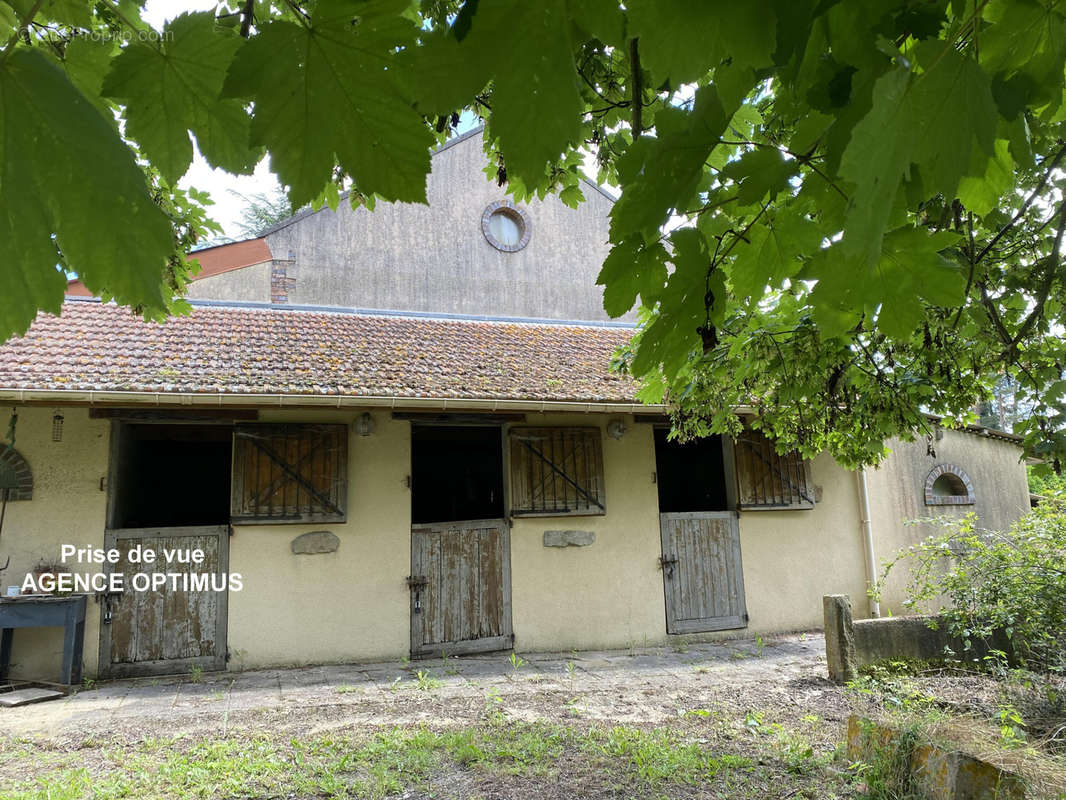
879,502 -> 1066,673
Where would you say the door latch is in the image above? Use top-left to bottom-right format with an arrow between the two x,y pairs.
406,575 -> 428,614
100,591 -> 121,625
658,555 -> 678,579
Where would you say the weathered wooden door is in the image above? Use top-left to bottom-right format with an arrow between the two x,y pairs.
99,525 -> 229,678
659,512 -> 747,634
410,519 -> 512,658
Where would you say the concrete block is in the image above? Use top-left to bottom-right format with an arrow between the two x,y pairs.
543,530 -> 596,548
823,594 -> 856,683
290,531 -> 340,555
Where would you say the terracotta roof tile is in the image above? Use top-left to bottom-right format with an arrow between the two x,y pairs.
0,302 -> 639,404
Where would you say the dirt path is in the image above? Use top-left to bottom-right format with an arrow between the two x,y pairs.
2,633 -> 845,745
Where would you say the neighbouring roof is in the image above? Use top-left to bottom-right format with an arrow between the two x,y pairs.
65,238 -> 274,297
0,300 -> 638,405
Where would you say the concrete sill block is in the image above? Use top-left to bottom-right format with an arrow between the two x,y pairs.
543,530 -> 595,548
291,531 -> 340,555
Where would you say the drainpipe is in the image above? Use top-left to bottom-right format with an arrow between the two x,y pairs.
856,467 -> 881,618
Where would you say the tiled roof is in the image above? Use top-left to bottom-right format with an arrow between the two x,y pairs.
0,301 -> 639,404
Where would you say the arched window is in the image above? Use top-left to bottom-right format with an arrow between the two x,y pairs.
0,447 -> 32,501
924,464 -> 974,506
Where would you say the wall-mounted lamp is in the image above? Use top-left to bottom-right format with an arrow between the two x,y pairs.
355,412 -> 375,437
607,419 -> 627,440
51,412 -> 64,442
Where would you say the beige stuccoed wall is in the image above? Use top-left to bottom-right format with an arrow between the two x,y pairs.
226,409 -> 411,669
738,452 -> 871,630
865,428 -> 1029,615
508,415 -> 666,651
2,405 -> 1029,674
509,418 -> 870,650
1,407 -> 110,681
186,261 -> 273,303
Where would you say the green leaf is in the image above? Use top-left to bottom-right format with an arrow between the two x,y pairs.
0,48 -> 172,338
610,84 -> 734,240
838,66 -> 913,267
958,139 -> 1014,216
559,183 -> 584,208
570,0 -> 626,47
981,0 -> 1066,88
405,28 -> 487,114
728,209 -> 822,302
908,44 -> 997,200
840,50 -> 996,267
6,0 -> 91,28
627,0 -> 777,85
104,12 -> 256,183
460,0 -> 585,187
225,0 -> 434,207
597,238 -> 667,317
720,147 -> 799,206
61,36 -> 117,120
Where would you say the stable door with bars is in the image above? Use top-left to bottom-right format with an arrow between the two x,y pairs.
654,429 -> 748,633
408,425 -> 512,657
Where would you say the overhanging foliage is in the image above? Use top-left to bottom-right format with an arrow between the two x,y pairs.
1,0 -> 1064,467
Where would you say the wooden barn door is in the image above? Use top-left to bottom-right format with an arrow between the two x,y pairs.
410,520 -> 512,657
654,429 -> 747,634
659,512 -> 746,633
409,425 -> 512,658
100,526 -> 229,678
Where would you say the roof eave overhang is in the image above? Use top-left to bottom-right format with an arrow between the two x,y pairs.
0,387 -> 666,416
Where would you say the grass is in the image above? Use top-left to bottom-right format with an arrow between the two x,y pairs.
0,718 -> 841,800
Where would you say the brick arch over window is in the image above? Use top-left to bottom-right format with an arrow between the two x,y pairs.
924,463 -> 975,506
0,448 -> 32,501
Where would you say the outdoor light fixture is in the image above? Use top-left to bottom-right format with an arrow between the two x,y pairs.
606,419 -> 627,440
51,412 -> 64,443
355,412 -> 375,437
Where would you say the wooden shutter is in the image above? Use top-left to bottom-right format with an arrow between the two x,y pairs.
231,424 -> 348,524
509,427 -> 605,516
733,429 -> 813,510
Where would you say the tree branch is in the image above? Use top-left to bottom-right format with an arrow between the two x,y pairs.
974,140 -> 1066,265
239,0 -> 255,37
1004,195 -> 1066,354
1,0 -> 43,63
629,37 -> 643,137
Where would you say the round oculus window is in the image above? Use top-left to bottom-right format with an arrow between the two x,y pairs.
482,201 -> 531,252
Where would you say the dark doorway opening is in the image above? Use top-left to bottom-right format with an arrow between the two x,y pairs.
111,424 -> 233,528
411,426 -> 504,524
654,428 -> 729,513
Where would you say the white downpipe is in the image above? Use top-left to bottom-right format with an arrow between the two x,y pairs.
857,467 -> 881,618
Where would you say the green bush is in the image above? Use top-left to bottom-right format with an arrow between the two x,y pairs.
880,502 -> 1066,673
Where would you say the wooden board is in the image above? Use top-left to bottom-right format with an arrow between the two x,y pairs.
0,688 -> 64,707
410,519 -> 512,658
660,512 -> 747,634
99,526 -> 229,678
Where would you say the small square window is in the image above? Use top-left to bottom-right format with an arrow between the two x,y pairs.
509,427 -> 604,516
